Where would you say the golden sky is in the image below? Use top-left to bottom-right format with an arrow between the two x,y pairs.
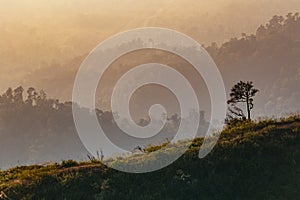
0,0 -> 300,93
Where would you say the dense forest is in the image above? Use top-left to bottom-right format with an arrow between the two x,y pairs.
0,86 -> 208,169
206,13 -> 300,116
0,87 -> 86,168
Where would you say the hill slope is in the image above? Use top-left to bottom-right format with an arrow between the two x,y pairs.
1,116 -> 300,199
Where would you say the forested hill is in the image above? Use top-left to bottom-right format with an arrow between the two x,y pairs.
1,116 -> 300,200
206,13 -> 300,116
0,87 -> 194,169
7,13 -> 300,117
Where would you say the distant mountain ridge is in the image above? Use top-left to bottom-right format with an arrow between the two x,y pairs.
20,13 -> 300,117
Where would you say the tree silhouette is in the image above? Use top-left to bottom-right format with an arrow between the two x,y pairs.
227,81 -> 259,120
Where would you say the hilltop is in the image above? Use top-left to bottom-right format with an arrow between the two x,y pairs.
1,115 -> 300,199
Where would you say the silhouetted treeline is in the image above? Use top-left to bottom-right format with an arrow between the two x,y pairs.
0,86 -> 208,169
0,87 -> 87,168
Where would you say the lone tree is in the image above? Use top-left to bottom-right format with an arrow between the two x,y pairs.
227,81 -> 259,120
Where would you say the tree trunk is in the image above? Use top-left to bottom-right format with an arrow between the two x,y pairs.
246,96 -> 251,120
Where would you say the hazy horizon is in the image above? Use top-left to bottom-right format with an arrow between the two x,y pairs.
1,0 -> 300,94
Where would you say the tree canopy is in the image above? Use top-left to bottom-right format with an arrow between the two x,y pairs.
227,81 -> 259,120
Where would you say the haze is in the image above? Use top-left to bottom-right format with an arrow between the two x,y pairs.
1,0 -> 300,93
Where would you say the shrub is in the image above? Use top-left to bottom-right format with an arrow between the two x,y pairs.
61,160 -> 78,168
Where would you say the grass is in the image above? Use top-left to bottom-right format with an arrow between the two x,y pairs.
1,115 -> 300,199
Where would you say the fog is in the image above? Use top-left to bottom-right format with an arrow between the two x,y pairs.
1,0 -> 300,93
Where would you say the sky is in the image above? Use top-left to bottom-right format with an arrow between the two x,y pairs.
0,0 -> 300,97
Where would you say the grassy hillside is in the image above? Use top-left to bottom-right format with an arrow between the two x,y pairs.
1,115 -> 300,200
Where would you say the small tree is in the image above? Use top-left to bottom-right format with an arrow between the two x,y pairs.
227,81 -> 259,120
